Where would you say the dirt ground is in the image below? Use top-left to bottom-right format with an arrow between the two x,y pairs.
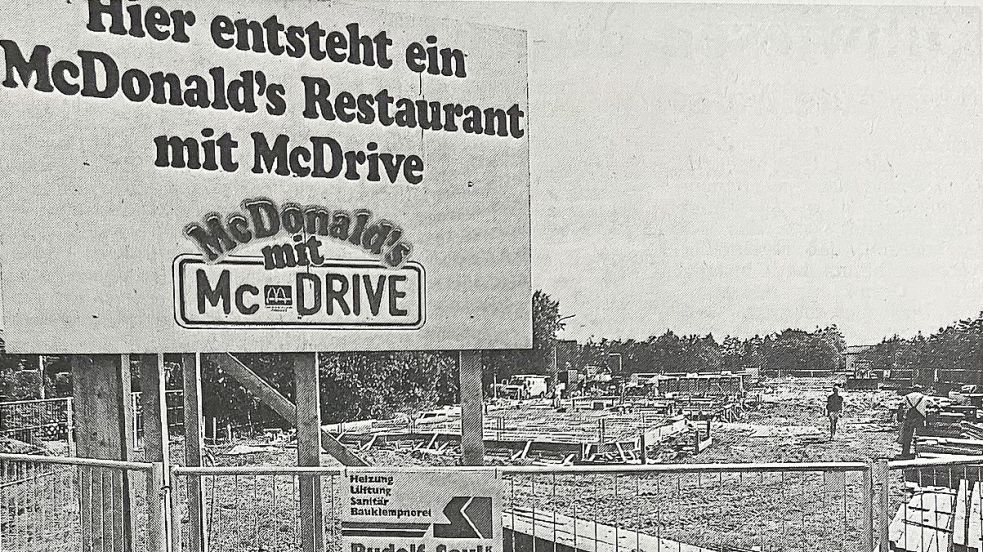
705,376 -> 903,464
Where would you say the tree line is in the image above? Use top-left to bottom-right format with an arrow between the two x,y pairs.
576,326 -> 846,377
2,299 -> 981,428
855,313 -> 983,387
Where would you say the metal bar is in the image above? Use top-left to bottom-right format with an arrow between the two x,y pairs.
0,397 -> 73,407
0,454 -> 153,471
877,460 -> 889,552
863,464 -> 874,552
173,461 -> 870,476
889,455 -> 983,468
169,466 -> 182,552
182,352 -> 206,552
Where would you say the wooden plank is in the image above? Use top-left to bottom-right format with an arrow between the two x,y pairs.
294,353 -> 324,552
182,352 -> 206,552
139,355 -> 169,463
969,482 -> 982,552
891,491 -> 957,552
954,480 -> 969,548
210,353 -> 367,466
909,492 -> 956,516
72,354 -> 134,552
459,351 -> 485,465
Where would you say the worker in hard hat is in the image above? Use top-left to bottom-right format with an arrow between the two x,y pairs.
897,386 -> 929,459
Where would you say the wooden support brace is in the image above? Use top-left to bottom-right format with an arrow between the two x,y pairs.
209,353 -> 367,466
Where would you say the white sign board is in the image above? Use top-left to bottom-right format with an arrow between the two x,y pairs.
342,470 -> 502,552
0,0 -> 530,353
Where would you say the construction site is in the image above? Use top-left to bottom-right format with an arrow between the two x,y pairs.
6,357 -> 983,552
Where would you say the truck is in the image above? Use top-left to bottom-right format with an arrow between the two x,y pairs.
493,375 -> 550,400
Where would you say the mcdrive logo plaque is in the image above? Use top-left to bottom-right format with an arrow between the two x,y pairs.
174,256 -> 425,329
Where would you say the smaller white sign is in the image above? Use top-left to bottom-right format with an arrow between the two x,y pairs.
174,256 -> 424,329
342,470 -> 502,552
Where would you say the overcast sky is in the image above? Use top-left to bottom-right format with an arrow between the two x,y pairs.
377,2 -> 983,345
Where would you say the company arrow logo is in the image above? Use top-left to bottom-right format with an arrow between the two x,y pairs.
433,496 -> 493,539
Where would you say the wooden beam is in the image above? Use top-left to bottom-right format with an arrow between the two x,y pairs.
294,353 -> 324,552
72,354 -> 134,552
212,353 -> 294,420
209,353 -> 367,466
137,354 -> 170,552
459,351 -> 485,465
139,355 -> 169,463
182,353 -> 206,552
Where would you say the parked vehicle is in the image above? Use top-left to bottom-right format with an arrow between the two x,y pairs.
414,405 -> 461,425
949,385 -> 983,406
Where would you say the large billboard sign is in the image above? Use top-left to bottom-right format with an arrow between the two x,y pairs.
0,0 -> 531,353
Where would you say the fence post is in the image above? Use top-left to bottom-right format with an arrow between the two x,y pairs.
877,459 -> 890,552
146,462 -> 167,552
67,397 -> 76,455
170,466 -> 182,552
863,462 -> 874,552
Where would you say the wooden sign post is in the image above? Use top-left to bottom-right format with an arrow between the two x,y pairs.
294,352 -> 325,552
71,355 -> 134,552
459,351 -> 486,466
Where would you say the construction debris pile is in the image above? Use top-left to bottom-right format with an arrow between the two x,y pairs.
324,371 -> 759,466
915,395 -> 983,457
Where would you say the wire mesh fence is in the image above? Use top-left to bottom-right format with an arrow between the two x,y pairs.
170,467 -> 334,552
0,398 -> 73,445
501,464 -> 873,552
22,454 -> 983,552
169,463 -> 874,552
132,390 -> 185,451
0,453 -> 158,552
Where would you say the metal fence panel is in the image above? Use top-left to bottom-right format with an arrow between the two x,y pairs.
170,463 -> 875,552
885,455 -> 983,552
0,453 -> 158,552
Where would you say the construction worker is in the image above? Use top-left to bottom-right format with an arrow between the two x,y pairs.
826,386 -> 843,439
897,386 -> 929,459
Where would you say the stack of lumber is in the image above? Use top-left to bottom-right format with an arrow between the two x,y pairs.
963,422 -> 983,440
917,437 -> 983,456
890,481 -> 983,552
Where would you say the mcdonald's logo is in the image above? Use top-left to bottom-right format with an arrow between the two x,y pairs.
264,284 -> 293,307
